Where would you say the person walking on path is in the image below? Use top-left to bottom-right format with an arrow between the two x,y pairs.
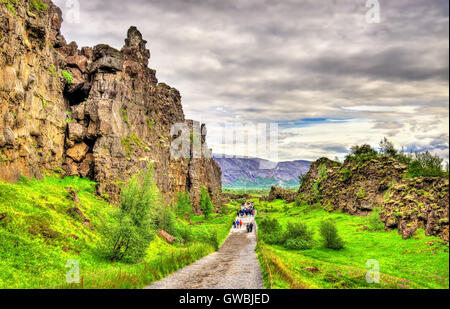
239,220 -> 243,229
233,220 -> 236,229
236,219 -> 240,228
249,222 -> 254,232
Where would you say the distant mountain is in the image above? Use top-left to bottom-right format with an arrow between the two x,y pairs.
213,155 -> 311,189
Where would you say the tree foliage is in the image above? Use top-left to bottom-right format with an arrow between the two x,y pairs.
200,186 -> 213,218
99,167 -> 158,263
319,219 -> 344,250
176,191 -> 191,217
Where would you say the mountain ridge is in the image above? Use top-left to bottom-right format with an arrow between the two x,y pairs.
213,154 -> 310,188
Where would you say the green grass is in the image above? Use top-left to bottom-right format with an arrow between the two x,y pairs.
256,199 -> 449,289
0,176 -> 237,289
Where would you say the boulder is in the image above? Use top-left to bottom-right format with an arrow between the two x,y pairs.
66,142 -> 89,162
67,122 -> 86,142
158,229 -> 175,244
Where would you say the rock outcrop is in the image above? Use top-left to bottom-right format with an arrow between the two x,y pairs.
298,156 -> 407,215
0,0 -> 67,182
0,1 -> 222,209
297,156 -> 449,241
381,177 -> 449,241
267,186 -> 297,203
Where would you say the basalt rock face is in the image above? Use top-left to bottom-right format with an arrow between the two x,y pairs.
0,1 -> 222,208
297,156 -> 449,241
380,177 -> 449,242
0,0 -> 67,182
298,156 -> 407,215
185,120 -> 222,212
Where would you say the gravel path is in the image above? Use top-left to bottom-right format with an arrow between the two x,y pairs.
144,213 -> 264,289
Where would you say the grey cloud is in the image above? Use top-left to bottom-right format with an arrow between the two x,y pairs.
54,0 -> 449,160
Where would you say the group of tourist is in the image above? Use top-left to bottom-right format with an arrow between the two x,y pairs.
232,201 -> 256,233
237,201 -> 256,217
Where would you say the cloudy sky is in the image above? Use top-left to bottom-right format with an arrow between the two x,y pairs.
54,0 -> 449,162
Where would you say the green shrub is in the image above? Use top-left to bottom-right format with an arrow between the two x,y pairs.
318,164 -> 327,178
98,167 -> 158,263
61,70 -> 73,85
294,194 -> 305,207
406,151 -> 448,178
176,191 -> 191,217
284,221 -> 314,241
28,0 -> 47,14
341,169 -> 352,181
196,229 -> 219,250
176,224 -> 194,243
157,207 -> 177,237
282,221 -> 314,250
199,186 -> 213,218
319,219 -> 344,250
284,238 -> 313,250
263,232 -> 285,245
346,144 -> 378,165
367,208 -> 384,232
259,217 -> 282,234
121,109 -> 130,127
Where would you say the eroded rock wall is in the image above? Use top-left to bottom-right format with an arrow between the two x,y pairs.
297,156 -> 449,241
0,1 -> 222,209
0,0 -> 67,182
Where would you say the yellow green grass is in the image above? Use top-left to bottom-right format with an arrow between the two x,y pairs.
255,199 -> 449,289
0,175 -> 235,289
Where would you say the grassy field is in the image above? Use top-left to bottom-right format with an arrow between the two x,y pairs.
0,175 -> 236,289
255,199 -> 449,289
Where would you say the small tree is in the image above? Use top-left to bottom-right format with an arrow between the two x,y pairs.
350,144 -> 377,157
99,167 -> 158,263
379,137 -> 398,157
200,186 -> 213,218
319,219 -> 344,250
176,191 -> 191,217
407,151 -> 446,178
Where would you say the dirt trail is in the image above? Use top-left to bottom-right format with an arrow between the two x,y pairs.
144,213 -> 264,289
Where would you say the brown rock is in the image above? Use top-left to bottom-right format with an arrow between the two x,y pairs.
79,153 -> 94,177
158,229 -> 176,244
66,55 -> 88,72
66,143 -> 89,162
67,122 -> 86,142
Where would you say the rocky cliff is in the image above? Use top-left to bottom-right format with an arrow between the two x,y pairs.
297,156 -> 449,241
0,0 -> 222,209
